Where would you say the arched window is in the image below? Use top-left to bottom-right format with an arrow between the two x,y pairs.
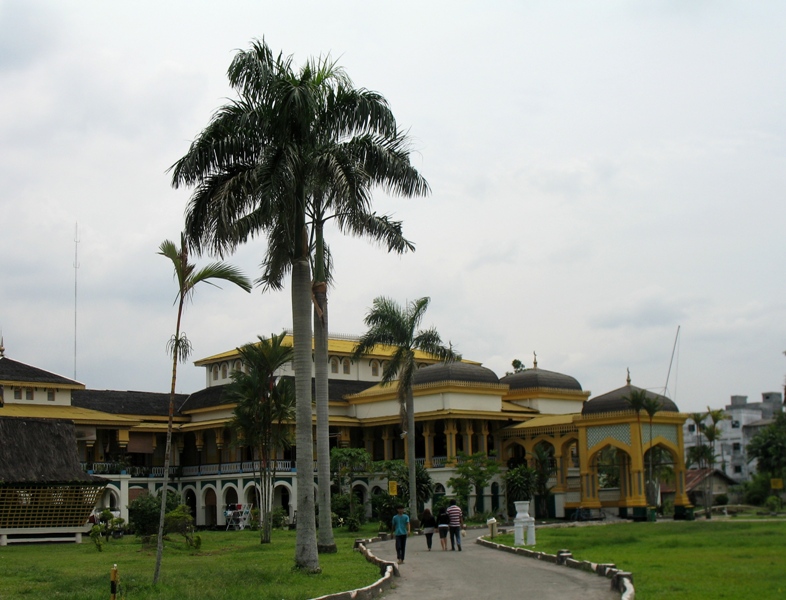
212,365 -> 219,381
371,360 -> 379,377
342,358 -> 351,375
233,360 -> 243,373
221,363 -> 228,379
330,358 -> 339,374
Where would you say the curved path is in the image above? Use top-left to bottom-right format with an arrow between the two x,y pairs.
370,529 -> 618,600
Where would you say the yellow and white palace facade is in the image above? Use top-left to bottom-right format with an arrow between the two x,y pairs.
0,335 -> 692,527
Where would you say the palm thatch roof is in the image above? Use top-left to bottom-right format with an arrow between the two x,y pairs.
0,417 -> 101,484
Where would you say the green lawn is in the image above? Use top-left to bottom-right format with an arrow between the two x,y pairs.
0,526 -> 381,600
495,520 -> 786,599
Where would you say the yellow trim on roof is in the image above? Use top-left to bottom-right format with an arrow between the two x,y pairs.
0,404 -> 139,426
508,414 -> 577,429
0,379 -> 84,390
194,334 -> 479,366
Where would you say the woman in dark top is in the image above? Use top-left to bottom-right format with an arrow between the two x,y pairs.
420,508 -> 437,551
436,507 -> 450,551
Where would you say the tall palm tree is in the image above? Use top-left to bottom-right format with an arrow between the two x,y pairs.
353,296 -> 459,524
642,397 -> 662,506
226,334 -> 295,543
171,40 -> 426,570
312,208 -> 418,552
154,235 -> 251,584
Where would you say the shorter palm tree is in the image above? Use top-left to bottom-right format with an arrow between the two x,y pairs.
154,235 -> 251,584
642,397 -> 662,506
353,296 -> 459,523
227,333 -> 296,543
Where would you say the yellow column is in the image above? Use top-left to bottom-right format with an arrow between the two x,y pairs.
577,426 -> 601,508
479,421 -> 489,456
363,428 -> 374,457
463,421 -> 474,456
382,426 -> 392,461
423,421 -> 434,468
629,422 -> 647,508
445,419 -> 457,466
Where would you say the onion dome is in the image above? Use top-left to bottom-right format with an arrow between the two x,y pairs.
500,368 -> 583,392
581,379 -> 679,416
414,362 -> 500,386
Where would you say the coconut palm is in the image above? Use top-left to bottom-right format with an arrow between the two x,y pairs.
170,40 -> 426,570
154,235 -> 251,584
353,296 -> 459,524
226,333 -> 295,544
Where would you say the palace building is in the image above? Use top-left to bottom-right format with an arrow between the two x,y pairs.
0,334 -> 692,539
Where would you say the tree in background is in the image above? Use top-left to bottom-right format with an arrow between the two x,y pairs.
227,334 -> 296,543
747,412 -> 786,479
353,297 -> 458,525
532,444 -> 557,518
503,463 -> 537,518
447,451 -> 500,515
330,447 -> 372,515
154,236 -> 250,584
375,459 -> 434,516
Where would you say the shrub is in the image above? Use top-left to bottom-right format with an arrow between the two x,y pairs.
127,490 -> 181,539
370,492 -> 398,528
743,472 -> 772,506
765,495 -> 782,513
714,494 -> 729,506
270,506 -> 288,529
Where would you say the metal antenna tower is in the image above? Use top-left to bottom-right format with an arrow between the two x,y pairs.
74,223 -> 80,380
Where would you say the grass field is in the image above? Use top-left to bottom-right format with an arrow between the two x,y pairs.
495,519 -> 786,599
0,526 -> 381,600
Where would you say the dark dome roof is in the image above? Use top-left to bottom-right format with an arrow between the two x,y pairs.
582,384 -> 679,416
500,368 -> 583,392
414,362 -> 500,386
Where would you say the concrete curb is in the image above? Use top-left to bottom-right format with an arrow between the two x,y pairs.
476,536 -> 635,600
309,537 -> 399,600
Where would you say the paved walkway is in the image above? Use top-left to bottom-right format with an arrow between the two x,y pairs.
370,529 -> 618,600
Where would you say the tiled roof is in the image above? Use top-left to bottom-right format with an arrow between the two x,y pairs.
582,384 -> 678,415
0,356 -> 83,387
500,368 -> 583,392
179,377 -> 378,413
414,362 -> 500,385
72,389 -> 187,417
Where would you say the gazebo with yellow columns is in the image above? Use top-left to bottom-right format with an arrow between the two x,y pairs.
575,381 -> 692,520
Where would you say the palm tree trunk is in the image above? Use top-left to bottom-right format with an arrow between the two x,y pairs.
406,386 -> 419,527
292,257 -> 320,572
314,284 -> 337,553
153,297 -> 183,584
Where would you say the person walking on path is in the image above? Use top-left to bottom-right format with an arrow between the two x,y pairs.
436,506 -> 450,551
392,505 -> 411,564
446,499 -> 464,551
420,508 -> 437,551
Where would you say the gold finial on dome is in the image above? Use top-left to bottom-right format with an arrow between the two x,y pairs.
533,351 -> 537,369
626,367 -> 631,385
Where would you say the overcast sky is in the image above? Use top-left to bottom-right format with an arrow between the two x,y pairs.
2,1 -> 785,413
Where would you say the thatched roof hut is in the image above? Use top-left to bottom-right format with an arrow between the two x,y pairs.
0,417 -> 100,484
0,417 -> 105,532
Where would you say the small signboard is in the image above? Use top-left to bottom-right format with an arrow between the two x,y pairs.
388,480 -> 398,496
771,478 -> 784,490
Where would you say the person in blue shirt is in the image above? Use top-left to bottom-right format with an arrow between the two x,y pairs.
392,505 -> 411,564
